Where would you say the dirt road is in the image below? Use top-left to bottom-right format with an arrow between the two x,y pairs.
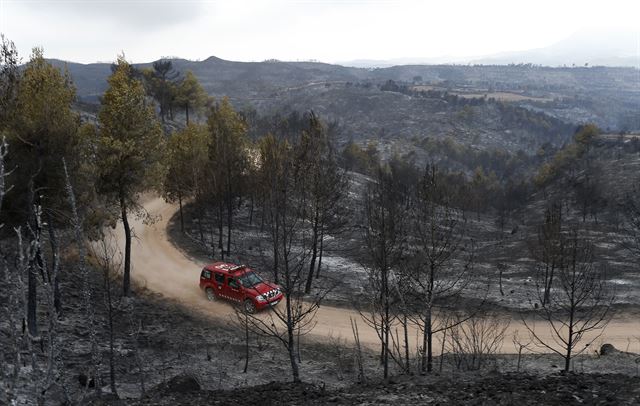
113,197 -> 640,354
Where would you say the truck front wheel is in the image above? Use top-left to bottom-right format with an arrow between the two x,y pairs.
244,299 -> 256,314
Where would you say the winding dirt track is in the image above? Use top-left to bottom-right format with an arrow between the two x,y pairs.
113,197 -> 640,353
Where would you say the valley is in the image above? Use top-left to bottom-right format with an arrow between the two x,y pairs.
1,12 -> 640,403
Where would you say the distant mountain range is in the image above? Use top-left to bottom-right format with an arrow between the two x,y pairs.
46,32 -> 640,146
50,54 -> 638,108
339,28 -> 640,68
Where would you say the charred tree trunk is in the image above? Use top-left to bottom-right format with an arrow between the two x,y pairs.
403,314 -> 410,374
565,327 -> 573,372
243,311 -> 250,373
426,309 -> 433,373
26,179 -> 38,336
178,194 -> 185,233
421,265 -> 435,374
217,204 -> 224,260
226,198 -> 233,257
421,310 -> 428,374
120,195 -> 132,297
104,266 -> 118,396
316,225 -> 324,278
498,264 -> 505,297
45,212 -> 62,315
260,196 -> 266,233
271,212 -> 280,284
249,194 -> 254,226
439,328 -> 447,373
27,258 -> 38,336
304,210 -> 320,294
197,214 -> 205,243
543,263 -> 555,307
285,289 -> 300,382
208,218 -> 216,258
565,295 -> 575,372
383,266 -> 390,379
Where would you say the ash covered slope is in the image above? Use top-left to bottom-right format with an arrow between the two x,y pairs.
251,82 -> 574,154
50,56 -> 639,135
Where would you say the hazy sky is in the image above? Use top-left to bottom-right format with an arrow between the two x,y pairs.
1,0 -> 638,64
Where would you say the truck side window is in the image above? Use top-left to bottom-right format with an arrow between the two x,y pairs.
228,278 -> 239,289
201,270 -> 211,279
214,273 -> 225,284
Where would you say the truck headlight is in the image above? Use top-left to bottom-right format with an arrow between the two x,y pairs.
256,295 -> 266,302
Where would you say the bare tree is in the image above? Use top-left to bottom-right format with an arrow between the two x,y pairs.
32,204 -> 69,405
64,160 -> 101,397
0,250 -> 25,405
25,179 -> 39,337
258,133 -> 286,283
361,166 -> 407,379
524,224 -> 614,372
128,315 -> 147,397
386,268 -> 416,375
242,134 -> 329,383
350,317 -> 366,383
0,138 -> 26,405
206,99 -> 248,259
0,144 -> 69,404
572,163 -> 606,223
447,311 -> 509,371
90,234 -> 122,397
528,201 -> 563,307
301,113 -> 348,293
512,331 -> 532,372
2,137 -> 81,405
406,165 -> 476,374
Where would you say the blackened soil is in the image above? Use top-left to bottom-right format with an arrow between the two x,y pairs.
117,372 -> 640,405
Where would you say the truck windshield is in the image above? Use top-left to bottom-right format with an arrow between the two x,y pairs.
239,272 -> 263,288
